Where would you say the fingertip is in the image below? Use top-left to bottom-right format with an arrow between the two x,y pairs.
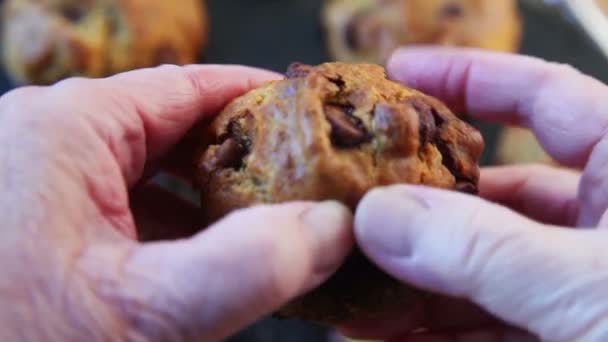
355,185 -> 427,260
302,201 -> 354,243
386,47 -> 480,111
299,201 -> 355,281
203,200 -> 355,291
386,46 -> 440,86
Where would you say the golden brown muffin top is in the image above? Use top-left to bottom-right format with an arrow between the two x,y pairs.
198,62 -> 483,223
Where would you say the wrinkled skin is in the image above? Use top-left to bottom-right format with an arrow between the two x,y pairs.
343,48 -> 608,341
0,65 -> 355,341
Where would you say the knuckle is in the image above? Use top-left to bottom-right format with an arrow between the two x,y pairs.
77,244 -> 186,340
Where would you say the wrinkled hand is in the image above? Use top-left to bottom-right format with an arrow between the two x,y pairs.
0,65 -> 354,341
342,48 -> 608,341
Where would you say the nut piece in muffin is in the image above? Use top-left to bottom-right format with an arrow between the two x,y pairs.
1,0 -> 208,85
323,0 -> 521,63
196,62 -> 484,323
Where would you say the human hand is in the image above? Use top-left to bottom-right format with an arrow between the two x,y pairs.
342,48 -> 608,341
0,65 -> 354,341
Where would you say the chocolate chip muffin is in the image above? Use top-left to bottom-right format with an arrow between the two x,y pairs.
323,0 -> 521,63
196,62 -> 484,323
1,0 -> 208,85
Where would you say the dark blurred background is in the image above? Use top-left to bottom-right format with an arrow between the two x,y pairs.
1,0 -> 607,341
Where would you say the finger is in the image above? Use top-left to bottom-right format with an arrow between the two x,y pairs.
115,201 -> 354,341
479,165 -> 580,226
355,185 -> 608,341
387,47 -> 608,168
340,298 -> 494,341
387,47 -> 608,226
129,183 -> 201,242
48,64 -> 281,186
390,327 -> 538,342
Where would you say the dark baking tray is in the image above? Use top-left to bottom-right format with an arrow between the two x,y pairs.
1,1 -> 607,341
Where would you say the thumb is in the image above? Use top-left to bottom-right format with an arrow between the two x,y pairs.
94,202 -> 353,341
355,186 -> 608,341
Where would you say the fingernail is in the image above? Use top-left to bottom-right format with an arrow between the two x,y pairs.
302,201 -> 353,241
356,187 -> 428,258
301,201 -> 354,279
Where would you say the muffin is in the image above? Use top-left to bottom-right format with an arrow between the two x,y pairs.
1,0 -> 208,85
196,62 -> 484,323
323,0 -> 521,63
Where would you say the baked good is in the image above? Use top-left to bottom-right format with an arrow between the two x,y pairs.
1,0 -> 208,85
323,0 -> 521,63
196,62 -> 484,323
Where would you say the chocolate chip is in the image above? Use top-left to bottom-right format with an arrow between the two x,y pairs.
407,99 -> 460,178
425,106 -> 467,182
435,139 -> 457,174
206,115 -> 254,172
455,182 -> 478,194
286,63 -> 313,79
200,137 -> 248,174
62,6 -> 86,22
328,76 -> 346,91
432,108 -> 445,126
214,138 -> 248,170
225,119 -> 252,149
325,105 -> 371,148
411,100 -> 437,147
441,3 -> 464,18
435,136 -> 474,191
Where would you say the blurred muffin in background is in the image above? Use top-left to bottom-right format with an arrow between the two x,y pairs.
1,0 -> 208,85
495,126 -> 554,165
323,0 -> 522,63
